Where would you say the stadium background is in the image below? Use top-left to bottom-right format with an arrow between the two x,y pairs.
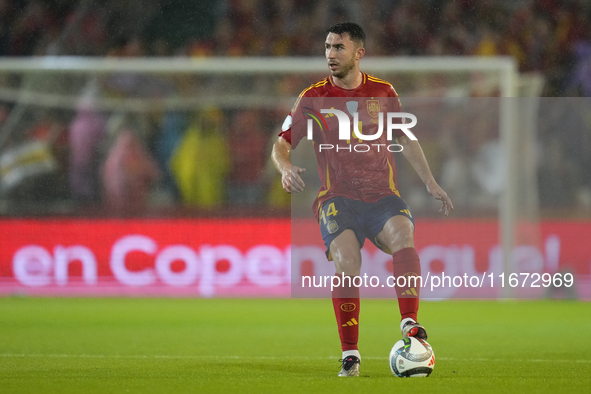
0,1 -> 590,392
0,0 -> 589,297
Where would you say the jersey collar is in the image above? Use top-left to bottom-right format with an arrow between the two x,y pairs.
329,72 -> 367,90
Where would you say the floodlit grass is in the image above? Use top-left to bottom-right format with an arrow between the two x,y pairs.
0,298 -> 590,393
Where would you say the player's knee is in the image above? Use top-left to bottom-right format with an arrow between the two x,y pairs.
396,222 -> 414,236
389,224 -> 414,253
333,254 -> 362,276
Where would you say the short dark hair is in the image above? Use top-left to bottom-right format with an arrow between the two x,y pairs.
326,22 -> 366,47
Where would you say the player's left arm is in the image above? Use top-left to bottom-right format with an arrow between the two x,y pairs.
396,134 -> 454,216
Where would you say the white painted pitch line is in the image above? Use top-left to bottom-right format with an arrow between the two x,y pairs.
0,354 -> 590,363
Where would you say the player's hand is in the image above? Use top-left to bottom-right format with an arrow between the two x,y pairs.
426,180 -> 454,216
282,166 -> 306,194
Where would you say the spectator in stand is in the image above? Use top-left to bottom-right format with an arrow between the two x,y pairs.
101,126 -> 161,215
170,108 -> 229,208
69,86 -> 106,203
568,42 -> 591,96
154,112 -> 187,199
8,0 -> 56,56
227,110 -> 267,206
0,0 -> 11,56
0,103 -> 8,128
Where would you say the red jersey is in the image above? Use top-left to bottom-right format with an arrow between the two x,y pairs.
279,73 -> 405,219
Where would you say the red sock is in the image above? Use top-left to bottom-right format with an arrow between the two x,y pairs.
392,247 -> 421,322
331,275 -> 360,351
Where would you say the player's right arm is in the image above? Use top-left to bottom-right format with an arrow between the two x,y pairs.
272,81 -> 325,194
271,136 -> 306,194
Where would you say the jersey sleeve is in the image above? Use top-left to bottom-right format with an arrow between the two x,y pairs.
278,111 -> 294,145
277,87 -> 312,149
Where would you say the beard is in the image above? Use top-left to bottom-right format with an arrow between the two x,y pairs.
331,55 -> 356,79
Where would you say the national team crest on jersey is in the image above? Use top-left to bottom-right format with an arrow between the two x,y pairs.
367,100 -> 380,117
327,219 -> 339,234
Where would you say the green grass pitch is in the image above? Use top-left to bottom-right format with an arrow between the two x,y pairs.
1,298 -> 590,393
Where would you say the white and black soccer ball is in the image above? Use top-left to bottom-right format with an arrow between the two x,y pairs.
389,337 -> 435,377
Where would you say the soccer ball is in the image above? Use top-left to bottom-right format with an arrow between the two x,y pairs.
389,337 -> 435,377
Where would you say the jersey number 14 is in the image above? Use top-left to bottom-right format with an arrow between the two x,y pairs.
320,202 -> 338,225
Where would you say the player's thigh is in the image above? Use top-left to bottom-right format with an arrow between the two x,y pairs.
319,196 -> 364,262
376,215 -> 415,254
330,229 -> 362,276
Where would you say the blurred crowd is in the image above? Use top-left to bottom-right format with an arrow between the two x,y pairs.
0,101 -> 288,216
1,0 -> 590,95
0,0 -> 590,217
207,0 -> 591,96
